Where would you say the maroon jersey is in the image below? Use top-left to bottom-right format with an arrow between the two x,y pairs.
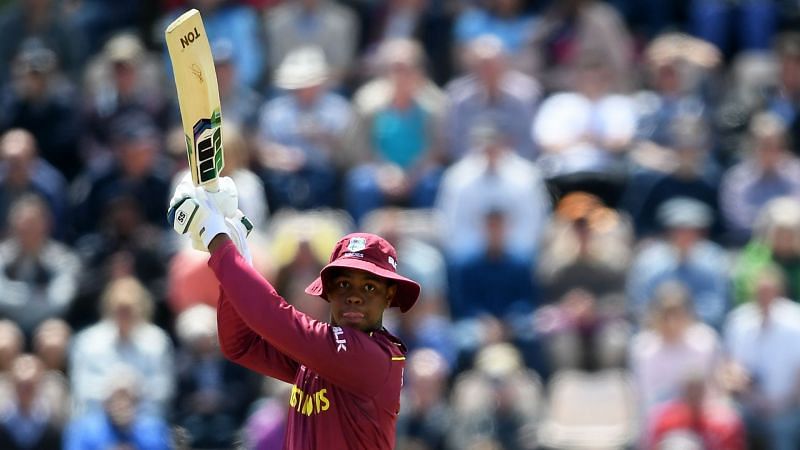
209,241 -> 407,450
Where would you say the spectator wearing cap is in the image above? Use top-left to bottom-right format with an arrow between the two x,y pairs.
71,112 -> 171,235
64,368 -> 171,450
346,39 -> 447,223
0,195 -> 81,337
69,277 -> 174,418
212,39 -> 264,133
265,0 -> 358,87
163,0 -> 264,88
82,33 -> 169,171
435,120 -> 550,264
722,264 -> 800,450
256,46 -> 359,210
0,42 -> 81,180
719,112 -> 800,244
0,129 -> 68,240
627,197 -> 731,328
444,35 -> 540,161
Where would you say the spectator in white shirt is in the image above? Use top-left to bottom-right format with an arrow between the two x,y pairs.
723,264 -> 800,450
69,276 -> 174,418
435,120 -> 550,263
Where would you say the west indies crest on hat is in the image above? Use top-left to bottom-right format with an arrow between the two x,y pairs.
305,233 -> 421,313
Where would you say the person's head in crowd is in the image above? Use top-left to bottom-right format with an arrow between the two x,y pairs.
220,122 -> 250,176
465,35 -> 508,92
9,354 -> 45,415
175,304 -> 218,356
575,53 -> 614,98
469,119 -> 508,165
775,32 -> 800,96
554,192 -> 621,257
104,33 -> 144,97
213,39 -> 237,97
1,129 -> 38,189
8,194 -> 52,253
274,46 -> 329,106
33,318 -> 71,372
110,113 -> 160,179
753,196 -> 800,261
752,263 -> 786,315
103,194 -> 145,239
378,39 -> 425,103
101,367 -> 142,429
657,197 -> 712,253
645,33 -> 721,96
667,115 -> 711,176
12,41 -> 57,100
100,276 -> 154,340
748,112 -> 790,171
406,348 -> 449,410
647,281 -> 694,341
0,319 -> 24,372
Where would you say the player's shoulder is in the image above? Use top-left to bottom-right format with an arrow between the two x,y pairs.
371,328 -> 408,359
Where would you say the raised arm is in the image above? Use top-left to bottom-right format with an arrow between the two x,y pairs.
209,237 -> 393,398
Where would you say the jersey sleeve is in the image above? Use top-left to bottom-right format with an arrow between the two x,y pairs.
209,240 -> 394,397
217,285 -> 299,384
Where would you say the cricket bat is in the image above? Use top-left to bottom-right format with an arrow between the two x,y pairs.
165,9 -> 224,192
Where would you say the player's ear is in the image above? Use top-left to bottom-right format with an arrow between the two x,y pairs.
385,284 -> 397,308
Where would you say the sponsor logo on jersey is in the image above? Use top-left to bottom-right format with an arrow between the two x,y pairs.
289,385 -> 330,416
332,326 -> 347,352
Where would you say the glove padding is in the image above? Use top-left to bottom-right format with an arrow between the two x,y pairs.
169,173 -> 239,219
169,187 -> 254,263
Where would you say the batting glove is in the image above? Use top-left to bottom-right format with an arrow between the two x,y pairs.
169,173 -> 239,219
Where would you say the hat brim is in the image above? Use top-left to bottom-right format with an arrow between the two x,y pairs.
274,75 -> 327,90
304,258 -> 420,313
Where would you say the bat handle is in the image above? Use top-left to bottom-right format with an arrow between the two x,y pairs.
203,178 -> 220,193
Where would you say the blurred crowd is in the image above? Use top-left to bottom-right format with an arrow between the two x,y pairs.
2,0 -> 800,449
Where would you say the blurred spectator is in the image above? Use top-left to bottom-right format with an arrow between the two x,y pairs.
242,378 -> 291,450
347,39 -> 446,223
537,192 -> 631,305
0,319 -> 23,373
733,197 -> 800,305
268,210 -> 350,320
212,39 -> 264,133
257,46 -> 359,210
0,129 -> 68,240
769,32 -> 800,151
71,191 -> 169,331
449,209 -> 536,324
626,115 -> 723,239
723,264 -> 800,450
629,281 -> 722,417
66,0 -> 140,55
0,195 -> 81,336
532,54 -> 636,204
645,376 -> 746,450
265,0 -> 358,87
0,43 -> 81,180
627,198 -> 731,328
30,319 -> 71,427
454,0 -> 537,57
396,348 -> 451,450
164,0 -> 264,88
444,35 -> 540,160
446,343 -> 541,450
71,112 -> 171,235
526,0 -> 633,91
689,0 -> 776,57
174,304 -> 258,449
719,112 -> 800,244
82,33 -> 169,172
70,277 -> 174,418
0,0 -> 86,83
64,368 -> 172,450
435,120 -> 551,263
0,355 -> 62,450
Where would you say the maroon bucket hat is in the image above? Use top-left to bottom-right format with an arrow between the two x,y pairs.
304,233 -> 421,313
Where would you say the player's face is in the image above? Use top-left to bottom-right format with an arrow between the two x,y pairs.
326,269 -> 396,332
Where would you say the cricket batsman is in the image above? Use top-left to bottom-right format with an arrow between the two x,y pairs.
168,177 -> 421,449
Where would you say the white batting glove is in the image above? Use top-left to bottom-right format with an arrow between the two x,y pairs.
169,173 -> 239,219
